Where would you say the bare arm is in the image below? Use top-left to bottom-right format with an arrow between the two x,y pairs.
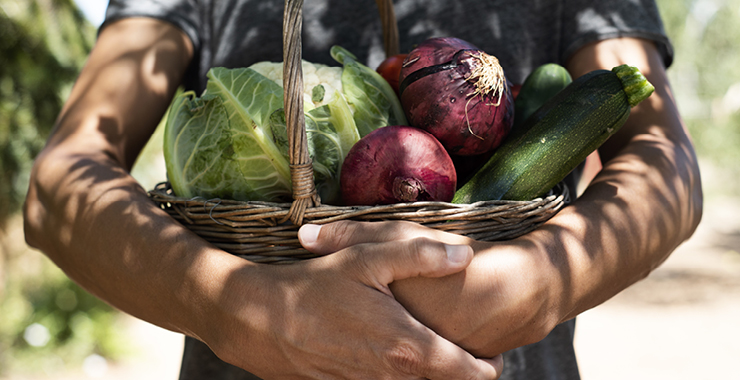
299,37 -> 703,356
542,37 -> 703,321
23,17 -> 505,379
23,17 -> 202,333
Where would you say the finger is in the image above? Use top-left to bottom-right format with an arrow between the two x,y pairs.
338,238 -> 472,294
397,326 -> 503,380
298,220 -> 472,255
481,355 -> 505,379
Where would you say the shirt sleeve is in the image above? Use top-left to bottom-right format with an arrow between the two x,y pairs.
560,0 -> 674,67
101,0 -> 202,54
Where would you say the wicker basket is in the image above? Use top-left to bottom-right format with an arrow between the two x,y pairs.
148,0 -> 571,264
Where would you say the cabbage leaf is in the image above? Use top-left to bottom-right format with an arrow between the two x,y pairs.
330,45 -> 408,136
164,68 -> 293,202
164,47 -> 403,204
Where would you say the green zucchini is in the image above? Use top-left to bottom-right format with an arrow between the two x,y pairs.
453,64 -> 572,187
513,63 -> 572,130
452,64 -> 654,203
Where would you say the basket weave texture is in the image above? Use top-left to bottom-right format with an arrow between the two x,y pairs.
149,183 -> 569,263
148,0 -> 571,264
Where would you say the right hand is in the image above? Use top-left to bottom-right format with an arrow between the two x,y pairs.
21,16 -> 501,379
202,237 -> 503,379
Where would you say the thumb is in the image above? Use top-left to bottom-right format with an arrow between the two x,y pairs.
298,221 -> 472,255
339,237 -> 474,293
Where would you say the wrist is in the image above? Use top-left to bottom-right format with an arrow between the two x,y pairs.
509,234 -> 572,331
523,202 -> 623,325
487,237 -> 566,340
175,247 -> 255,343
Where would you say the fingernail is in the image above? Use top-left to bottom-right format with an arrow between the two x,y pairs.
445,244 -> 470,264
299,224 -> 322,245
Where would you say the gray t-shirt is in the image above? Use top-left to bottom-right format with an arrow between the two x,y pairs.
102,1 -> 672,379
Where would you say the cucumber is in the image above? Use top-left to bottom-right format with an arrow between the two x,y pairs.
514,63 -> 572,130
452,64 -> 654,203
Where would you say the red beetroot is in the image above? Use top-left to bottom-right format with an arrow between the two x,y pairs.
399,37 -> 514,156
340,125 -> 457,205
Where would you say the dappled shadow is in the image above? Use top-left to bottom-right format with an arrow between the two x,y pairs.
21,2 -> 704,378
21,14 -> 211,365
518,127 -> 702,320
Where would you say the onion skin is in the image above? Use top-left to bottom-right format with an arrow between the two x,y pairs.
399,37 -> 514,156
340,125 -> 457,205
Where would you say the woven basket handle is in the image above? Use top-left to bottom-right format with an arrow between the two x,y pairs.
281,0 -> 399,225
375,0 -> 400,57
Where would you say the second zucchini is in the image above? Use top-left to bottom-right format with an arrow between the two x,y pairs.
452,64 -> 654,203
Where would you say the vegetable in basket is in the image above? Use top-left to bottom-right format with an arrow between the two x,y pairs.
163,46 -> 407,205
375,53 -> 408,95
398,37 -> 515,156
330,46 -> 408,136
340,125 -> 457,206
513,63 -> 572,130
453,64 -> 655,203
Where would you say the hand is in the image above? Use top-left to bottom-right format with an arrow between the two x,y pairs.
298,220 -> 560,358
21,17 -> 503,379
297,39 -> 704,360
204,234 -> 504,379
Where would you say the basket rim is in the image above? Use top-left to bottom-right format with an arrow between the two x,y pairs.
147,181 -> 570,263
148,181 -> 571,226
149,181 -> 570,207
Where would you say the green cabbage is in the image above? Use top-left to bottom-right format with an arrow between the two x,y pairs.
163,46 -> 406,204
330,45 -> 408,136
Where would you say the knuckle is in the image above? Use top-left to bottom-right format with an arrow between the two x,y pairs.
460,366 -> 482,380
409,236 -> 435,255
383,341 -> 425,376
330,220 -> 356,242
409,237 -> 444,265
342,242 -> 383,282
322,220 -> 364,251
384,219 -> 420,232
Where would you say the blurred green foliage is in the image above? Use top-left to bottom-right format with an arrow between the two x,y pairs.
0,0 -> 94,226
0,242 -> 131,375
657,0 -> 740,195
0,0 -> 130,377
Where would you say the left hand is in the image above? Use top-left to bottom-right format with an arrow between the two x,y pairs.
299,37 -> 704,360
299,220 -> 560,357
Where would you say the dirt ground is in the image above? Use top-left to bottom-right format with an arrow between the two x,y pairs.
5,167 -> 740,380
575,193 -> 740,380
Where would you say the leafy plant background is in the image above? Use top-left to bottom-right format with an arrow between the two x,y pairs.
0,0 -> 738,377
0,0 -> 130,377
659,0 -> 740,196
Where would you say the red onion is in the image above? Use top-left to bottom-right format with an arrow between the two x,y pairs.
340,125 -> 457,205
399,37 -> 514,156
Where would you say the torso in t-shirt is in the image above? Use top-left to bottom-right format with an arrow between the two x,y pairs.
102,1 -> 673,379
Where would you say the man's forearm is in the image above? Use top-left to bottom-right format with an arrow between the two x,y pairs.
543,127 -> 702,324
20,16 -> 219,338
385,38 -> 702,356
24,147 -> 507,378
23,144 -> 239,340
547,37 -> 703,322
23,18 -> 507,379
